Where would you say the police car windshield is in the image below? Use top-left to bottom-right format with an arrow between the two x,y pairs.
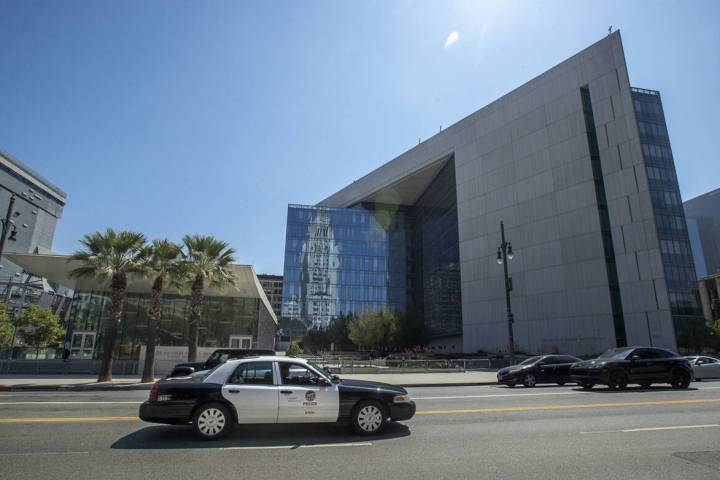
307,362 -> 333,380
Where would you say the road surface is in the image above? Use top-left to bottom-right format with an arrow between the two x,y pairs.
1,381 -> 719,479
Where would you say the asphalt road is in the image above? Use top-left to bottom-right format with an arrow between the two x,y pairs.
1,381 -> 720,480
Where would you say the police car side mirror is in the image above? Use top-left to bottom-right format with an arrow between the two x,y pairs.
331,375 -> 340,384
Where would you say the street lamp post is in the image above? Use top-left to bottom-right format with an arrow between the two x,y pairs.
0,194 -> 18,263
0,194 -> 20,360
496,221 -> 515,364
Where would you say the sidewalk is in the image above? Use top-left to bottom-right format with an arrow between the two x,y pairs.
0,371 -> 498,391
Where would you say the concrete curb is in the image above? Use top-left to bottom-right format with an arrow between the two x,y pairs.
2,383 -> 155,392
398,381 -> 498,388
2,381 -> 497,391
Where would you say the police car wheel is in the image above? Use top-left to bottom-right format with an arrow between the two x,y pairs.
352,400 -> 387,435
193,403 -> 232,440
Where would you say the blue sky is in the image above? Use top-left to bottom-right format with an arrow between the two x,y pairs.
0,0 -> 718,274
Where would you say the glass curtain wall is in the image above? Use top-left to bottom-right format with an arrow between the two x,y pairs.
281,158 -> 462,343
281,204 -> 409,340
67,292 -> 261,360
408,160 -> 462,338
632,87 -> 704,351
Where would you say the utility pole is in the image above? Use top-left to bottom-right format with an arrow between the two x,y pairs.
497,221 -> 516,364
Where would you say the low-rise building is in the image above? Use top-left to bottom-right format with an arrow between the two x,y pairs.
6,253 -> 278,361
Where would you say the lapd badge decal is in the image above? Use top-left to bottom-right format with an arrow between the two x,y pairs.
303,390 -> 318,410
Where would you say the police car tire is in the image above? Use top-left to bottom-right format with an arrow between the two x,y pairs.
192,403 -> 233,440
351,400 -> 387,435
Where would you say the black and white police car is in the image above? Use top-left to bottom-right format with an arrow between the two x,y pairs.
139,356 -> 416,440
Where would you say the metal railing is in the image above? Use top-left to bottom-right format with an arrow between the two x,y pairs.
306,357 -> 514,374
631,86 -> 660,96
0,359 -> 138,375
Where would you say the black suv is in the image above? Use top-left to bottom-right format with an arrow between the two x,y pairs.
570,346 -> 693,390
168,349 -> 275,377
497,355 -> 581,387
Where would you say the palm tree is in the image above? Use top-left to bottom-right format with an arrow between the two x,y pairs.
182,235 -> 236,362
69,229 -> 148,382
141,239 -> 184,383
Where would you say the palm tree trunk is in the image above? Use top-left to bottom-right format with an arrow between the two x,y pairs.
98,274 -> 126,382
141,276 -> 163,383
188,276 -> 203,362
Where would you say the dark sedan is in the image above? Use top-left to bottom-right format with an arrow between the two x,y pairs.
167,348 -> 275,377
141,356 -> 415,439
497,355 -> 581,387
570,346 -> 693,390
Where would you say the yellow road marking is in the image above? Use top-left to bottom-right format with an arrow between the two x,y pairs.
416,397 -> 720,415
1,398 -> 719,423
0,416 -> 139,424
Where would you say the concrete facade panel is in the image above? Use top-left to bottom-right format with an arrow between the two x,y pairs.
317,32 -> 676,355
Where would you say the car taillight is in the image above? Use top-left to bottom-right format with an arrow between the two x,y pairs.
149,383 -> 158,401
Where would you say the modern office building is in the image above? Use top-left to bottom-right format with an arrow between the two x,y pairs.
258,274 -> 283,318
697,273 -> 720,325
0,150 -> 66,275
0,150 -> 72,326
6,253 -> 278,360
281,31 -> 703,355
684,187 -> 720,278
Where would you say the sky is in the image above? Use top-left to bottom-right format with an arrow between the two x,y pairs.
0,0 -> 718,275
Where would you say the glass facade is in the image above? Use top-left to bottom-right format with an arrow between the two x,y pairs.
632,87 -> 703,350
67,291 -> 262,360
281,159 -> 461,342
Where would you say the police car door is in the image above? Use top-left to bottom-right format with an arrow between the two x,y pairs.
221,360 -> 279,424
276,362 -> 339,423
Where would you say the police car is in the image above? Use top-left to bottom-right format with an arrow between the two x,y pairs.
139,356 -> 416,440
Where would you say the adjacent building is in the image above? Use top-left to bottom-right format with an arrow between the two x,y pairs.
257,274 -> 283,319
697,273 -> 720,325
281,31 -> 703,355
684,187 -> 720,278
0,150 -> 71,323
0,150 -> 66,272
7,253 -> 278,360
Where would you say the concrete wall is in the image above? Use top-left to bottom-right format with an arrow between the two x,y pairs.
256,300 -> 277,349
320,32 -> 675,355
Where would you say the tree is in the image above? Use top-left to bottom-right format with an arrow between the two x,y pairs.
348,309 -> 398,353
302,328 -> 330,353
141,239 -> 184,383
182,235 -> 236,362
286,341 -> 303,356
395,305 -> 429,350
18,306 -> 64,358
70,228 -> 148,382
327,314 -> 353,351
0,303 -> 12,351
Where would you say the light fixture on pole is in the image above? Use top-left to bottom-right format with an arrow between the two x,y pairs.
497,221 -> 516,364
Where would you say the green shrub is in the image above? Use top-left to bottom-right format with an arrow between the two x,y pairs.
286,341 -> 303,356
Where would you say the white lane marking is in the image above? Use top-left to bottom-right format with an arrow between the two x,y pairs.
414,392 -> 587,400
0,451 -> 90,456
221,442 -> 372,451
0,401 -> 142,405
413,385 -> 720,401
580,424 -> 720,435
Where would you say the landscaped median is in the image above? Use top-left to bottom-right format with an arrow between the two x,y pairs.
1,370 -> 499,391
